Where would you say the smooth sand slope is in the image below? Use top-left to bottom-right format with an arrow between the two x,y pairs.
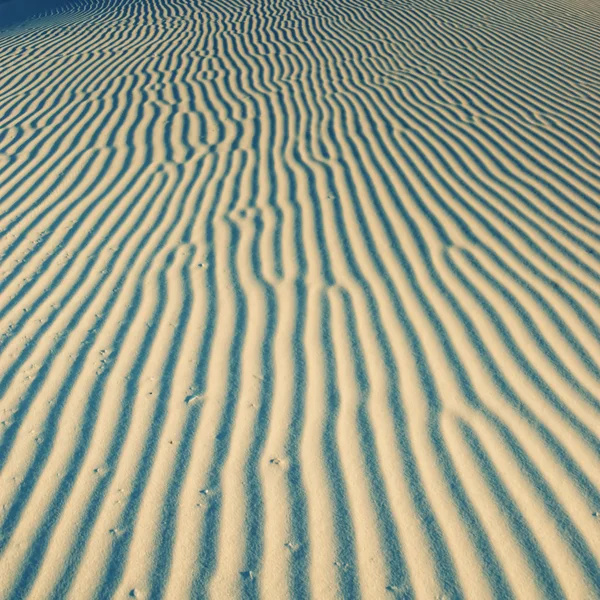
0,0 -> 599,597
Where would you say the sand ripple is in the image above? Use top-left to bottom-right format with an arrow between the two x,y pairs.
0,0 -> 599,597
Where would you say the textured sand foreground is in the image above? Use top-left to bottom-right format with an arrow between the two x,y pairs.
1,0 -> 600,597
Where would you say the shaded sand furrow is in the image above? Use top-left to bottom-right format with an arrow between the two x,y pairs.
1,0 -> 599,598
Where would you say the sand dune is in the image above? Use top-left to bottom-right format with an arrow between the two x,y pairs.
1,0 -> 599,597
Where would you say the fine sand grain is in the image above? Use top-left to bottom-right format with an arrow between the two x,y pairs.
1,0 -> 599,597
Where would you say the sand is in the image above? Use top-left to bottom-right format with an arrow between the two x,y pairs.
0,0 -> 599,597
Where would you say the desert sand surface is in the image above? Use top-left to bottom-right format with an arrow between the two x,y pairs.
0,0 -> 599,597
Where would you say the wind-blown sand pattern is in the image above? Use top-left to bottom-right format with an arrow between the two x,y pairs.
1,0 -> 599,597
